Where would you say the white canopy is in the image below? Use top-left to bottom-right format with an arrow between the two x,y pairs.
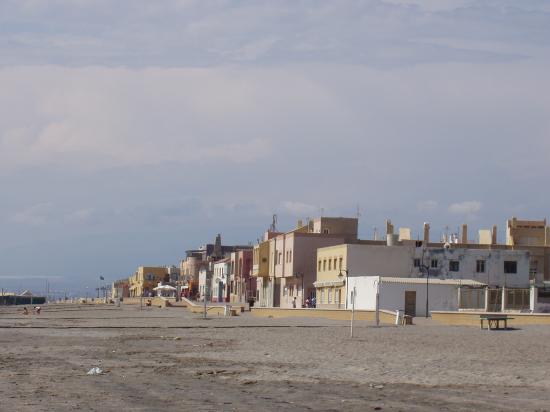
153,285 -> 177,291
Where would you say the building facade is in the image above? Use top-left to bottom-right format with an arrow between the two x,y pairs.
128,266 -> 170,297
315,243 -> 530,309
266,217 -> 359,308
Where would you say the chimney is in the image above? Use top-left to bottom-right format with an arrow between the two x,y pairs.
423,222 -> 430,244
461,224 -> 468,244
385,219 -> 394,235
491,225 -> 497,245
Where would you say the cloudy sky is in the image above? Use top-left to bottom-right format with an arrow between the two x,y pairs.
1,0 -> 549,294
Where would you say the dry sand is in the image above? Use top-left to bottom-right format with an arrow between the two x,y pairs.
1,304 -> 550,411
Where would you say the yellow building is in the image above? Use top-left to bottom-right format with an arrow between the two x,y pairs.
252,239 -> 272,306
314,244 -> 348,309
128,266 -> 169,297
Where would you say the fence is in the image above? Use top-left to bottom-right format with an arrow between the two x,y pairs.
459,288 -> 485,310
506,288 -> 530,311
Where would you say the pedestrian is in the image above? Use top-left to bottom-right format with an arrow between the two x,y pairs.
311,296 -> 316,308
292,296 -> 297,308
305,297 -> 310,308
22,307 -> 29,315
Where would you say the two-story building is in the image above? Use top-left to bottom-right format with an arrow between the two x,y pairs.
128,266 -> 170,297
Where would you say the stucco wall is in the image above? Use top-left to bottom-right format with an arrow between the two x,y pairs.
347,276 -> 460,317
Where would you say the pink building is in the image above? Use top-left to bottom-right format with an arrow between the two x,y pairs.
230,249 -> 255,303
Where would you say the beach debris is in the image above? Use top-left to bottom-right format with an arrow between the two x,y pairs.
86,367 -> 103,375
369,383 -> 385,389
173,337 -> 181,340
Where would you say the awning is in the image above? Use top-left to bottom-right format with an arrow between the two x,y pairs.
153,285 -> 177,291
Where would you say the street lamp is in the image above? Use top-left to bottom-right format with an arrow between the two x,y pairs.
338,269 -> 349,309
420,249 -> 430,318
294,272 -> 304,307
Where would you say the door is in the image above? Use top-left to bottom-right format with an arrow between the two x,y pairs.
218,281 -> 223,302
273,279 -> 281,307
405,291 -> 416,317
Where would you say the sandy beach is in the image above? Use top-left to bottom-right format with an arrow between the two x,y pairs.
1,304 -> 550,411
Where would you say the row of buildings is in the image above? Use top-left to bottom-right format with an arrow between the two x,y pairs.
113,216 -> 550,316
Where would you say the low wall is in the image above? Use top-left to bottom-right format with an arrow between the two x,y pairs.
181,297 -> 247,316
121,297 -> 186,308
432,311 -> 550,326
251,307 -> 396,324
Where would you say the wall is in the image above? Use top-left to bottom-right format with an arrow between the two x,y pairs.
312,217 -> 359,236
347,276 -> 459,317
413,248 -> 530,288
432,310 -> 550,326
251,307 -> 396,323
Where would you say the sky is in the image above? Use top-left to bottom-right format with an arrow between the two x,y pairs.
1,0 -> 550,296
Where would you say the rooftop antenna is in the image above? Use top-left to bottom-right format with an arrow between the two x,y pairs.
320,207 -> 325,217
373,227 -> 378,241
356,204 -> 361,220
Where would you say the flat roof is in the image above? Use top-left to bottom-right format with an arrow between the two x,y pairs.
376,276 -> 486,287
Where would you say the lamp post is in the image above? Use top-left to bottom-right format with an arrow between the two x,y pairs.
294,272 -> 304,307
420,249 -> 430,318
338,269 -> 349,309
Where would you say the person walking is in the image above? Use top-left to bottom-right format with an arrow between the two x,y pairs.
292,297 -> 297,308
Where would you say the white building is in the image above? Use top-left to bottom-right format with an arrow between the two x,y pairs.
347,276 -> 486,317
212,258 -> 230,302
198,263 -> 213,301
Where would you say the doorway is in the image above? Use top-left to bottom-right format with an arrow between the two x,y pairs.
273,279 -> 281,307
217,281 -> 223,303
405,290 -> 416,317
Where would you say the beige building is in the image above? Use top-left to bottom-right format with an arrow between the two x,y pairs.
265,217 -> 359,308
252,230 -> 280,307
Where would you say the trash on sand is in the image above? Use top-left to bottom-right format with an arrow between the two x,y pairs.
87,367 -> 103,375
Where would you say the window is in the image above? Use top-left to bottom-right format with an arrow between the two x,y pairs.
449,260 -> 459,272
318,260 -> 322,271
413,259 -> 421,268
323,229 -> 329,234
278,252 -> 282,264
328,259 -> 332,271
323,260 -> 326,271
504,261 -> 517,274
289,251 -> 292,262
321,288 -> 325,303
333,258 -> 337,270
339,257 -> 343,270
328,288 -> 332,303
476,260 -> 486,273
430,259 -> 438,269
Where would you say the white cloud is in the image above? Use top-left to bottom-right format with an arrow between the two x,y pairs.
417,200 -> 438,212
65,208 -> 95,224
11,203 -> 55,225
281,201 -> 319,216
448,201 -> 482,215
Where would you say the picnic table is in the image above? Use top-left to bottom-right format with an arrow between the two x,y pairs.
479,314 -> 514,330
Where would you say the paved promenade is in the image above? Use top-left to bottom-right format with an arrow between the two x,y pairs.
1,304 -> 550,411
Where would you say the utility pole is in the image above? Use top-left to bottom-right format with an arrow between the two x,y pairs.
350,286 -> 356,338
